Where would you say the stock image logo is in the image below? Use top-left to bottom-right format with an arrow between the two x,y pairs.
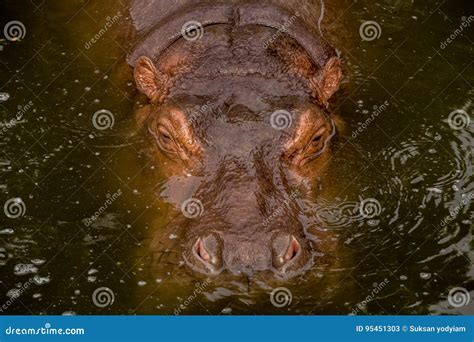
358,198 -> 382,219
447,109 -> 471,130
181,21 -> 204,41
3,20 -> 26,41
270,287 -> 292,308
181,198 -> 204,218
359,20 -> 381,41
3,198 -> 26,218
92,109 -> 115,130
447,287 -> 471,308
92,287 -> 115,308
270,110 -> 293,130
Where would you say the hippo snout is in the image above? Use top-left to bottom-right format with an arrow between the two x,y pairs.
186,231 -> 310,277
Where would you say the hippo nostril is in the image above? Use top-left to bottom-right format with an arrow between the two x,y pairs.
284,235 -> 300,261
272,234 -> 301,269
195,238 -> 211,262
192,234 -> 223,273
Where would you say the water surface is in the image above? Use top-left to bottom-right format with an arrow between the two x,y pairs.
0,0 -> 472,315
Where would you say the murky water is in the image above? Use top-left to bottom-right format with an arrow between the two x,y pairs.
0,0 -> 472,315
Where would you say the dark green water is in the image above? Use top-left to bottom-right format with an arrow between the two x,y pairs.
0,0 -> 472,315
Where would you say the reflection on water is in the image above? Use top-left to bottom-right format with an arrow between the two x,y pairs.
0,0 -> 472,314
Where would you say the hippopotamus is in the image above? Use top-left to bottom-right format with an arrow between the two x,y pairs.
127,0 -> 342,278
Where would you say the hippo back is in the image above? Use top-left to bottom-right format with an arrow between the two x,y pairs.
129,0 -> 324,34
127,0 -> 336,74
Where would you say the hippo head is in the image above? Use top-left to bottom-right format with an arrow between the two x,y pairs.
132,19 -> 342,278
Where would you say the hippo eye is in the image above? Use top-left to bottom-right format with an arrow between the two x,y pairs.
159,128 -> 171,142
311,134 -> 322,145
308,129 -> 325,150
298,129 -> 328,165
154,125 -> 177,154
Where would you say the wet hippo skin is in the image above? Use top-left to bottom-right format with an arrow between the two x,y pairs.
128,1 -> 343,278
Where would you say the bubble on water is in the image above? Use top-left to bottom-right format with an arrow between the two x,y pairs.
31,258 -> 45,265
169,233 -> 178,240
427,187 -> 442,193
87,276 -> 97,282
62,311 -> 76,315
221,307 -> 232,314
367,219 -> 379,226
138,281 -> 147,286
32,293 -> 42,299
88,268 -> 98,275
155,278 -> 162,283
7,289 -> 21,298
33,275 -> 50,285
400,275 -> 408,281
0,228 -> 14,235
13,263 -> 38,275
0,92 -> 10,103
74,289 -> 80,295
420,272 -> 431,280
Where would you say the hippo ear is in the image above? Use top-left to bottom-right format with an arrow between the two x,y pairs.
310,57 -> 343,106
133,56 -> 168,102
